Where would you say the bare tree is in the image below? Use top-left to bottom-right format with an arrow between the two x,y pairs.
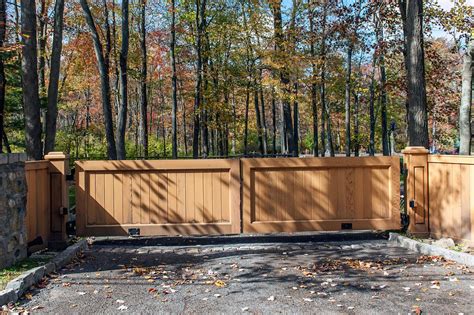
0,0 -> 6,153
459,37 -> 473,155
170,0 -> 178,159
21,0 -> 42,160
399,0 -> 429,148
80,0 -> 117,159
116,0 -> 129,159
44,0 -> 65,154
139,0 -> 148,158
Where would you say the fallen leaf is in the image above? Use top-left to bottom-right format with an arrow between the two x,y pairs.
241,307 -> 249,311
348,306 -> 355,310
78,292 -> 86,296
24,293 -> 33,300
117,305 -> 128,311
116,299 -> 125,304
267,296 -> 275,301
148,288 -> 158,293
214,280 -> 226,287
303,298 -> 313,302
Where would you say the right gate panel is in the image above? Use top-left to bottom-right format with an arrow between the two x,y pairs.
242,157 -> 400,233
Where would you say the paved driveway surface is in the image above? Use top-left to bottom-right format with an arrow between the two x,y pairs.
15,238 -> 474,314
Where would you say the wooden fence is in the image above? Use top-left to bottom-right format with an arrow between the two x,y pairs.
75,160 -> 241,236
25,153 -> 69,250
242,156 -> 401,233
76,156 -> 401,236
403,148 -> 474,246
25,161 -> 51,248
427,155 -> 474,245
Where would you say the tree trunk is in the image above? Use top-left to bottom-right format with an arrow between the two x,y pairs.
0,0 -> 6,153
459,38 -> 473,155
369,53 -> 376,156
139,0 -> 148,158
259,70 -> 268,154
399,0 -> 429,148
376,11 -> 389,156
116,0 -> 129,159
80,0 -> 117,159
320,0 -> 328,157
326,105 -> 335,157
309,0 -> 318,157
44,0 -> 65,154
38,0 -> 47,99
244,81 -> 250,155
344,45 -> 353,156
170,0 -> 178,159
271,89 -> 277,154
271,0 -> 295,156
293,82 -> 299,156
353,91 -> 360,156
193,0 -> 206,158
254,79 -> 264,154
21,0 -> 42,160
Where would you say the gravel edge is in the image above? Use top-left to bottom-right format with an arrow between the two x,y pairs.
388,232 -> 474,267
0,239 -> 88,307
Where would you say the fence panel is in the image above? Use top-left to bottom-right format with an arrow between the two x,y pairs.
428,155 -> 474,245
242,156 -> 400,233
25,161 -> 51,248
75,159 -> 241,236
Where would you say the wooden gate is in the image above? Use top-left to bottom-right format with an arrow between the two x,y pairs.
75,160 -> 241,236
76,156 -> 400,236
242,156 -> 400,233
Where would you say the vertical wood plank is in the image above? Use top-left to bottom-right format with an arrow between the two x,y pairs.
176,172 -> 186,222
104,173 -> 115,224
203,172 -> 213,223
212,172 -> 222,222
87,173 -> 97,225
122,173 -> 132,224
194,172 -> 204,223
185,172 -> 195,223
167,172 -> 178,223
140,173 -> 151,224
221,172 -> 230,223
113,174 -> 123,224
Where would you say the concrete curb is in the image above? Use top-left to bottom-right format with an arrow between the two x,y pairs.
0,239 -> 88,307
388,233 -> 474,267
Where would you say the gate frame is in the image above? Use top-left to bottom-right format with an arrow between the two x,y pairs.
241,156 -> 401,233
75,159 -> 241,236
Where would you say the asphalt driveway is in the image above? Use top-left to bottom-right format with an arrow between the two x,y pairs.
13,236 -> 474,314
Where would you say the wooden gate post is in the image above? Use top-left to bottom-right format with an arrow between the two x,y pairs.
44,152 -> 70,248
402,147 -> 429,236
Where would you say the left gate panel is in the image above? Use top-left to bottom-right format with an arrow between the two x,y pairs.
75,159 -> 241,236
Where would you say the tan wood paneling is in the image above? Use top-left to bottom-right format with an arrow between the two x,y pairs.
75,159 -> 240,236
242,157 -> 400,233
25,161 -> 51,248
428,155 -> 474,245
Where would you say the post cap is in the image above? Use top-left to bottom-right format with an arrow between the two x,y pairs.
401,147 -> 429,155
44,152 -> 69,160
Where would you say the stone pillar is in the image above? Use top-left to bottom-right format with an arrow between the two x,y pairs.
44,152 -> 70,248
0,153 -> 28,268
402,147 -> 429,236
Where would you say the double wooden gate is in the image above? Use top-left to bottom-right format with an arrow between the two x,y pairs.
75,156 -> 401,236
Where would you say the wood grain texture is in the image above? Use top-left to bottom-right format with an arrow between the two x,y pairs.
25,161 -> 51,249
242,156 -> 400,233
75,159 -> 240,236
428,156 -> 474,245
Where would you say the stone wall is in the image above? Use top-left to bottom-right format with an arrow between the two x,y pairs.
0,153 -> 28,269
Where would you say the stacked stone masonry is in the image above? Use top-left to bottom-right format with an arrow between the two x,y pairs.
0,153 -> 28,269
